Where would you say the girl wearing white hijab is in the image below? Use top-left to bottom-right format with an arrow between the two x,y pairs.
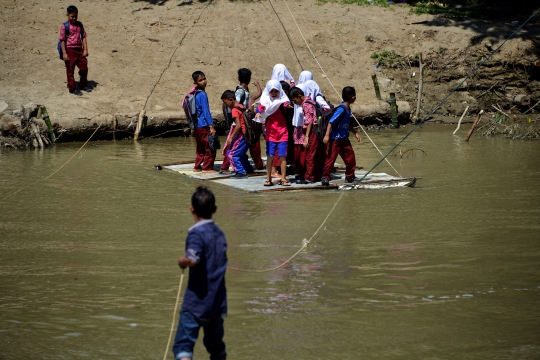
271,64 -> 295,87
256,80 -> 291,186
303,80 -> 331,110
298,70 -> 313,85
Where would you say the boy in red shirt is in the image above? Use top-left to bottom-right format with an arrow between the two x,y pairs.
59,6 -> 89,95
289,87 -> 324,183
220,90 -> 254,178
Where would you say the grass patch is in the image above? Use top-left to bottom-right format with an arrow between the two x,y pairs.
410,1 -> 476,17
317,0 -> 390,7
371,50 -> 403,66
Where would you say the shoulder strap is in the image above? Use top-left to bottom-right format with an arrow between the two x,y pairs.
64,21 -> 70,37
234,105 -> 246,113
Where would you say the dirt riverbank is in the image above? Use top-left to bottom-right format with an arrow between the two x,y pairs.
0,0 -> 539,143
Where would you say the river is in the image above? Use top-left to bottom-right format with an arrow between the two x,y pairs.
1,125 -> 539,359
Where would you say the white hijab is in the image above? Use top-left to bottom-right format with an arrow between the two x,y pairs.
298,70 -> 313,85
304,80 -> 330,109
271,64 -> 295,84
292,83 -> 307,127
260,80 -> 289,119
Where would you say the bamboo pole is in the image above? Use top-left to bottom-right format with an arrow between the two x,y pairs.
415,53 -> 424,124
465,110 -> 484,142
371,74 -> 382,100
40,106 -> 56,143
453,106 -> 469,135
134,109 -> 145,140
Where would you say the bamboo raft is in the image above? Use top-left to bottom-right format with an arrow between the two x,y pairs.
156,159 -> 419,193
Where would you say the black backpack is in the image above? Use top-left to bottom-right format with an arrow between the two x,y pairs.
234,106 -> 262,146
315,103 -> 346,141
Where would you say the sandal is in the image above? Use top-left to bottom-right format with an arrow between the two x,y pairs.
278,179 -> 291,186
263,180 -> 274,187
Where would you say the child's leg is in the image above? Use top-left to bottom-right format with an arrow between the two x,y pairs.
265,140 -> 275,183
249,140 -> 264,169
314,137 -> 325,180
294,143 -> 306,179
322,139 -> 339,181
338,138 -> 357,179
193,128 -> 206,170
231,136 -> 251,175
172,310 -> 201,360
65,49 -> 77,92
280,156 -> 288,182
202,317 -> 226,360
201,128 -> 216,171
221,155 -> 230,171
77,53 -> 88,89
304,132 -> 319,181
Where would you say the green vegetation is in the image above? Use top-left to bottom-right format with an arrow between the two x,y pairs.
365,35 -> 374,42
317,0 -> 389,7
371,50 -> 403,66
438,46 -> 447,54
495,111 -> 507,123
409,1 -> 476,17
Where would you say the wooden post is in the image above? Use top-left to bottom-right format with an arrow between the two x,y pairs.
30,122 -> 44,148
112,115 -> 117,141
465,110 -> 484,142
134,109 -> 145,140
415,52 -> 424,124
40,106 -> 56,143
371,74 -> 382,100
453,106 -> 469,135
389,93 -> 399,128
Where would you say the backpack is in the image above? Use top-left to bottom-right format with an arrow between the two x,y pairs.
315,103 -> 346,141
57,21 -> 84,60
182,89 -> 203,129
236,86 -> 247,107
222,103 -> 233,128
234,105 -> 262,146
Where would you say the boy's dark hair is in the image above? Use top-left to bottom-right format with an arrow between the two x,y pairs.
192,71 -> 205,82
220,90 -> 236,100
238,68 -> 252,83
342,86 -> 356,102
192,186 -> 216,219
280,81 -> 291,92
289,87 -> 304,99
66,5 -> 78,14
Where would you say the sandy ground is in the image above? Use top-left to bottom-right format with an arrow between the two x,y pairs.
0,0 -> 538,129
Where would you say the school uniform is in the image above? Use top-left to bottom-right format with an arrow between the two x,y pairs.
236,86 -> 264,170
59,22 -> 88,92
226,105 -> 254,176
173,219 -> 227,360
300,98 -> 324,181
193,91 -> 216,171
322,103 -> 357,181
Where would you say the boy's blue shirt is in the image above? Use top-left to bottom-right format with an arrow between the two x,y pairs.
195,91 -> 214,128
182,220 -> 227,320
328,103 -> 351,140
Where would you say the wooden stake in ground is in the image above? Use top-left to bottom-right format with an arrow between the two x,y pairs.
453,106 -> 469,135
415,52 -> 424,123
465,110 -> 484,142
134,109 -> 145,140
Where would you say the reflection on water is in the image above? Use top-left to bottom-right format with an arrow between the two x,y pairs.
1,126 -> 540,359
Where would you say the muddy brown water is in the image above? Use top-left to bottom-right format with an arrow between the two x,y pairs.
1,125 -> 539,359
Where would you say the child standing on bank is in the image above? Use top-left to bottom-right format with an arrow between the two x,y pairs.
59,5 -> 89,95
173,186 -> 227,360
321,86 -> 362,186
191,71 -> 217,173
221,90 -> 254,179
256,80 -> 291,186
289,86 -> 324,184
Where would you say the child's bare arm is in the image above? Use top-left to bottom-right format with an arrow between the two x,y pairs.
61,41 -> 69,61
82,37 -> 88,57
227,117 -> 241,145
323,123 -> 332,145
178,255 -> 197,269
349,126 -> 361,142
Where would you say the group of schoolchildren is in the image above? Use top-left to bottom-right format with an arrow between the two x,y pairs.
188,63 -> 362,187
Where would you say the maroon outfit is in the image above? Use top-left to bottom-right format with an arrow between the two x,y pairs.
322,137 -> 356,181
65,48 -> 88,91
304,131 -> 324,181
194,127 -> 216,170
250,141 -> 264,169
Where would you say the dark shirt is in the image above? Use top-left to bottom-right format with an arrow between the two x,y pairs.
329,103 -> 351,140
181,219 -> 228,320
